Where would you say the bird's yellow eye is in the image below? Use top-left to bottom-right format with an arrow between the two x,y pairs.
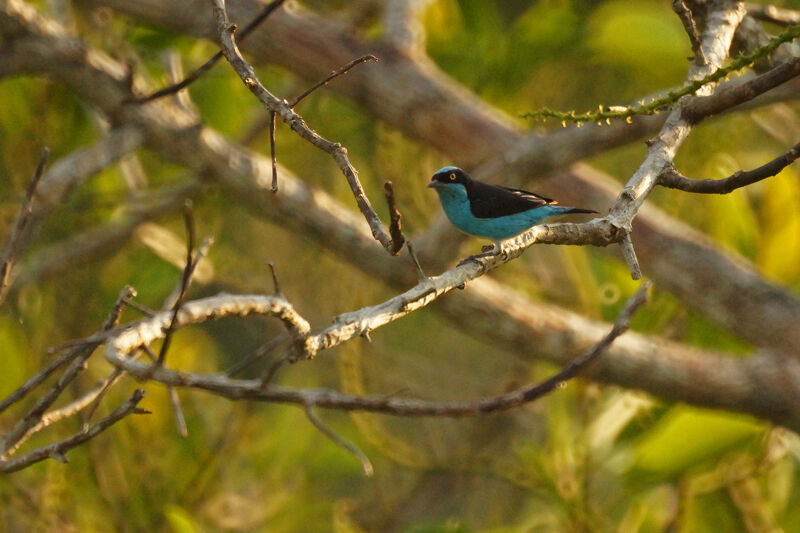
449,173 -> 456,181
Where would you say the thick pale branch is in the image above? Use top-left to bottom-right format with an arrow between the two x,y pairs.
105,283 -> 646,419
107,294 -> 310,360
609,2 -> 746,224
99,281 -> 800,431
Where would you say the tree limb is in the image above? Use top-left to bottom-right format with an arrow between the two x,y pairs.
660,141 -> 800,193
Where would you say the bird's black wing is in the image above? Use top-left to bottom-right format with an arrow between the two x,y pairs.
465,180 -> 555,218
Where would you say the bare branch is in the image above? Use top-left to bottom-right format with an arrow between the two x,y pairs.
608,2 -> 746,225
0,345 -> 88,415
35,127 -> 144,206
384,0 -> 432,56
267,262 -> 282,297
99,279 -> 800,429
383,181 -> 405,256
103,283 -> 649,420
0,286 -> 135,458
209,0 -> 400,254
289,54 -> 379,107
660,141 -> 800,193
156,200 -> 196,366
128,0 -> 287,103
619,234 -> 642,280
0,147 -> 49,305
405,240 -> 427,281
683,56 -> 800,123
673,0 -> 706,66
0,390 -> 147,473
168,382 -> 189,438
268,111 -> 277,192
80,368 -> 126,427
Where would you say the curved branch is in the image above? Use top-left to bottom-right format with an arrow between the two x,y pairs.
105,284 -> 647,419
660,141 -> 800,193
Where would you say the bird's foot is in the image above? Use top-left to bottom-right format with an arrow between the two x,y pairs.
457,248 -> 499,267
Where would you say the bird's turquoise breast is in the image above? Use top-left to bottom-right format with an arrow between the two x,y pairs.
434,185 -> 562,240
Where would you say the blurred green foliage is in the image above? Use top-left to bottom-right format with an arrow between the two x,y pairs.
1,1 -> 800,532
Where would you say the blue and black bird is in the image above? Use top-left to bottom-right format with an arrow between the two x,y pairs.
428,166 -> 596,260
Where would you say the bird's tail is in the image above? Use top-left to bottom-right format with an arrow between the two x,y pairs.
559,207 -> 598,215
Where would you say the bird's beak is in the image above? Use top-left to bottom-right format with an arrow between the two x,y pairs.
427,180 -> 441,189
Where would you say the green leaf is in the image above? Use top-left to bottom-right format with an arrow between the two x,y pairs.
634,406 -> 764,477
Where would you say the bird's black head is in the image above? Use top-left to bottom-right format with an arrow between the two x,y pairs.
428,166 -> 472,189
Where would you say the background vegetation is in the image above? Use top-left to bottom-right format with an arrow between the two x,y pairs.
1,0 -> 799,531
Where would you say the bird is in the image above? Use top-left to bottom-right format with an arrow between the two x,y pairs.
428,166 -> 597,261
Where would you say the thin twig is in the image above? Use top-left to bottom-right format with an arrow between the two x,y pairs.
619,233 -> 642,280
225,333 -> 289,376
0,347 -> 85,414
20,367 -> 126,435
304,404 -> 373,476
161,236 -> 214,309
405,240 -> 427,280
260,351 -> 289,386
156,201 -> 196,366
673,0 -> 707,66
383,181 -> 405,255
0,286 -> 135,458
128,0 -> 287,103
125,299 -> 157,317
142,344 -> 189,438
274,54 -> 381,194
269,111 -> 278,192
169,387 -> 189,438
0,147 -> 49,305
660,141 -> 800,193
268,262 -> 282,297
81,368 -> 126,429
0,390 -> 148,473
289,55 -> 380,107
